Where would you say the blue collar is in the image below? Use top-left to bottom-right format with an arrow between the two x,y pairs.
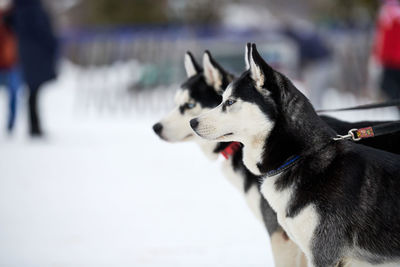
266,155 -> 301,177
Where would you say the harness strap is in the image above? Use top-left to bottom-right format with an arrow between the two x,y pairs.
334,121 -> 400,141
317,99 -> 400,113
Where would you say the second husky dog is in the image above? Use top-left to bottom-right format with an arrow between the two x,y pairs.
191,44 -> 400,267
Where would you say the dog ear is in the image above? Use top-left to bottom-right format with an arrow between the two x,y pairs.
184,51 -> 202,78
203,50 -> 234,94
203,51 -> 223,93
249,43 -> 275,93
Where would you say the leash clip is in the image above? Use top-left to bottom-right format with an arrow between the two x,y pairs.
333,128 -> 361,141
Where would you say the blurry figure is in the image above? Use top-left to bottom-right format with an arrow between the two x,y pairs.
0,0 -> 20,133
11,0 -> 58,137
373,0 -> 400,105
282,21 -> 332,109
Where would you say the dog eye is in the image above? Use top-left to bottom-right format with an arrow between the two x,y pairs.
225,99 -> 236,106
187,103 -> 196,109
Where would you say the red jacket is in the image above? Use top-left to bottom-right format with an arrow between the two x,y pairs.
0,9 -> 17,69
374,0 -> 400,68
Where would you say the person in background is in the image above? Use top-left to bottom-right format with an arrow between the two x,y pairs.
374,0 -> 400,106
0,0 -> 20,134
11,0 -> 58,137
282,21 -> 332,109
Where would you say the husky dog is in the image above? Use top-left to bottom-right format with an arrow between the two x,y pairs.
153,51 -> 307,267
190,43 -> 400,267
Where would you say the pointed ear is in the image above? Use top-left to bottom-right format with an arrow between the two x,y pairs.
203,50 -> 234,94
203,50 -> 223,90
184,51 -> 202,78
245,43 -> 251,70
249,43 -> 275,92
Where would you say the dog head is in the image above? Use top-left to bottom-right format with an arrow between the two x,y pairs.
153,51 -> 233,143
190,43 -> 290,143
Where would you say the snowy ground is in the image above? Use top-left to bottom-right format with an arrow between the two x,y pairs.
0,65 -> 273,266
0,63 -> 398,267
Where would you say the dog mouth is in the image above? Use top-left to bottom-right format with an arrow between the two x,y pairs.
195,131 -> 233,140
216,132 -> 233,140
159,133 -> 193,142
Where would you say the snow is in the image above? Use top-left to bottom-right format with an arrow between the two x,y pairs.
0,63 -> 273,266
0,61 -> 398,267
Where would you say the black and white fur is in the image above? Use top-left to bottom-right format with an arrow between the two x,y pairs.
153,51 -> 307,267
191,43 -> 400,267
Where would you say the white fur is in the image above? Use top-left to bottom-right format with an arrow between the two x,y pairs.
159,90 -> 206,144
193,101 -> 273,146
157,89 -> 217,160
159,90 -> 193,141
184,53 -> 198,77
223,84 -> 233,98
261,173 -> 319,265
241,132 -> 269,176
174,89 -> 189,104
203,53 -> 222,90
197,139 -> 219,160
245,183 -> 264,222
221,159 -> 246,194
270,230 -> 307,267
286,205 -> 319,260
221,159 -> 263,221
260,174 -> 291,216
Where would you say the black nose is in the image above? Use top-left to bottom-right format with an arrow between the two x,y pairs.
190,118 -> 199,129
153,123 -> 163,135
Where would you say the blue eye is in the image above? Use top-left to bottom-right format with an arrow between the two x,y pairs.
225,99 -> 236,106
187,103 -> 195,109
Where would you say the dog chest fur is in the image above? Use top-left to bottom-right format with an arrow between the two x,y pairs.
221,158 -> 263,222
261,173 -> 319,260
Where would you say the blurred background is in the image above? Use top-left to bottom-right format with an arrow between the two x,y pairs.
0,0 -> 399,266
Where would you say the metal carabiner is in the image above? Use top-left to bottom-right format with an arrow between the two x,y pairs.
333,128 -> 361,141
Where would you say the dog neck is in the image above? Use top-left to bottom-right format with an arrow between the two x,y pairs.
242,132 -> 269,175
242,94 -> 336,176
195,139 -> 220,161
